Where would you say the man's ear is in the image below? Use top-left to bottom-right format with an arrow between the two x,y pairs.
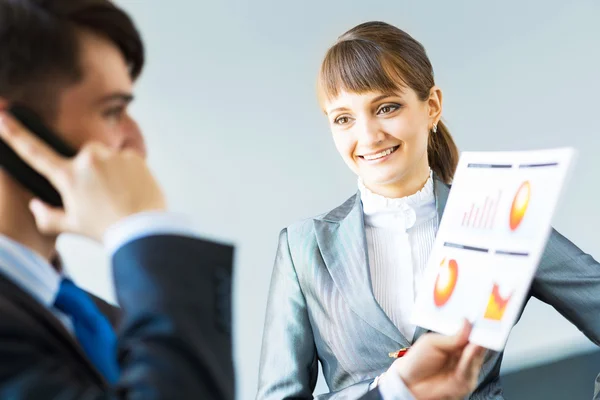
0,97 -> 8,111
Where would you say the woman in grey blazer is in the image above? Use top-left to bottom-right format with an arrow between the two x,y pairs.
257,21 -> 600,400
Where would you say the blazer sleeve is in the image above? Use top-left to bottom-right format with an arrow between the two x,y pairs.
356,386 -> 415,400
316,380 -> 379,399
256,229 -> 319,399
0,234 -> 235,400
359,388 -> 384,400
531,228 -> 600,345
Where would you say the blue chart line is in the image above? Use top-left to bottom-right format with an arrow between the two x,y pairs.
444,242 -> 489,253
495,250 -> 529,257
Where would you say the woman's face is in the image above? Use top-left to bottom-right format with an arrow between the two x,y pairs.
324,86 -> 442,198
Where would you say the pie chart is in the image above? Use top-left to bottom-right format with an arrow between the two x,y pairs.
433,257 -> 459,307
510,181 -> 531,231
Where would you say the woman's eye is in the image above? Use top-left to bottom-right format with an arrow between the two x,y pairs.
377,104 -> 400,114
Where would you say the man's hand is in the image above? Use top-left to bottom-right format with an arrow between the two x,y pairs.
0,112 -> 165,241
384,321 -> 486,400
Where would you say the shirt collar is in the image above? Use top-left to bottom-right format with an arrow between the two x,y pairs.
0,235 -> 61,307
358,170 -> 437,230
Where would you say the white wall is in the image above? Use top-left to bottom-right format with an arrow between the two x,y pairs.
58,0 -> 600,398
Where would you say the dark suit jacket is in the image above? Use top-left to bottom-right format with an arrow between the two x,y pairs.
89,292 -> 121,328
0,234 -> 235,399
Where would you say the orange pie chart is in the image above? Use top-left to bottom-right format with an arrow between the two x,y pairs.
433,258 -> 459,307
509,181 -> 531,231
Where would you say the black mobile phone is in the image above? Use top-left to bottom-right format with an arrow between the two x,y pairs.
0,105 -> 76,208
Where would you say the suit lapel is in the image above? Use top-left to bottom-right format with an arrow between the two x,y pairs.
0,273 -> 107,385
314,193 -> 408,346
413,176 -> 451,342
433,176 -> 451,220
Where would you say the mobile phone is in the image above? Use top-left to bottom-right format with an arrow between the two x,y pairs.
0,105 -> 76,208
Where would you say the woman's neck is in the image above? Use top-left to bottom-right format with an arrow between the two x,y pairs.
364,164 -> 431,199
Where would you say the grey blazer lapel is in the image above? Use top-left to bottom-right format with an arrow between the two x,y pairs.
413,176 -> 451,342
433,176 -> 451,219
314,193 -> 408,346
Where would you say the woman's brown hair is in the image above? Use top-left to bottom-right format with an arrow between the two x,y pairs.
318,21 -> 458,184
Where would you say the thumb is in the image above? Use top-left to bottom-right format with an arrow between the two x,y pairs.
456,344 -> 486,383
29,199 -> 69,235
429,319 -> 472,352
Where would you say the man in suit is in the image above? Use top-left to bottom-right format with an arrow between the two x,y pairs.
0,107 -> 235,399
0,0 -> 235,398
0,0 -> 485,399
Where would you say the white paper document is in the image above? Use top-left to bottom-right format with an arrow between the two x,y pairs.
411,148 -> 576,351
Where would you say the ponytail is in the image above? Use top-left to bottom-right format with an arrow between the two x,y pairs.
427,120 -> 459,184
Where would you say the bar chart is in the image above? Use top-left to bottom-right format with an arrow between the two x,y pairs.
461,190 -> 502,229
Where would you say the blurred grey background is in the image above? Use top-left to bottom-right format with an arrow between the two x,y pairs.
57,1 -> 600,398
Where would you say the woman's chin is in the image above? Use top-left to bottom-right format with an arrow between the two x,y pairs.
361,175 -> 405,190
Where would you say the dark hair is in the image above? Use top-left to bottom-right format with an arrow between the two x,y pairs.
317,21 -> 458,184
0,0 -> 144,120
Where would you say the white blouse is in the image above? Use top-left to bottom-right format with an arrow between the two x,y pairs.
359,172 -> 438,341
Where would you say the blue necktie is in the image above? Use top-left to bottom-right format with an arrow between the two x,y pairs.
54,279 -> 120,384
